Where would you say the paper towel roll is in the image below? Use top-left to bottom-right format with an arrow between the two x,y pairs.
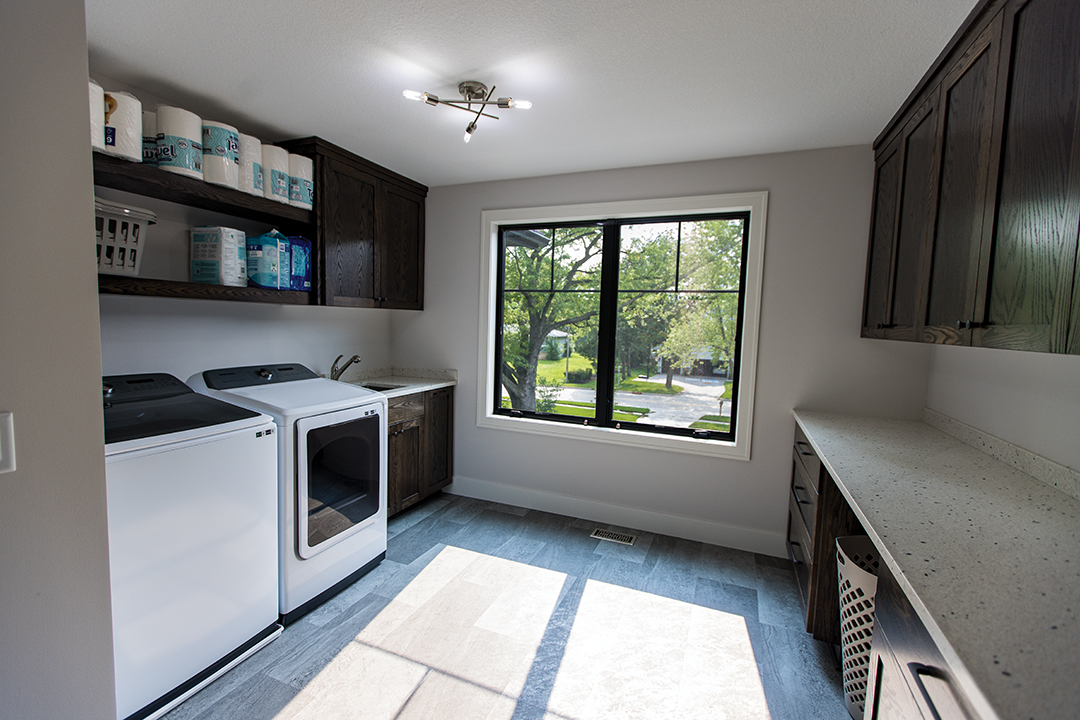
202,120 -> 239,189
89,79 -> 105,151
288,154 -> 315,210
262,145 -> 290,204
156,105 -> 203,179
102,91 -> 142,162
238,133 -> 263,197
142,111 -> 158,166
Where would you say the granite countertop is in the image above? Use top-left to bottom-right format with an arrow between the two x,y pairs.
793,410 -> 1080,720
339,366 -> 456,399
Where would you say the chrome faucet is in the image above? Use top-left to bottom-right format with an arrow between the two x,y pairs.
330,354 -> 361,381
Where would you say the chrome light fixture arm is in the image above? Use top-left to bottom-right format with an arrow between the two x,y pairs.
403,80 -> 532,143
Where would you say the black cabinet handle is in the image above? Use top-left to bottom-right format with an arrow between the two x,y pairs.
792,485 -> 811,505
875,323 -> 896,330
787,540 -> 804,566
795,441 -> 814,457
956,320 -> 985,330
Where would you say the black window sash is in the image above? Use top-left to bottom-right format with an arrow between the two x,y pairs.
495,211 -> 750,442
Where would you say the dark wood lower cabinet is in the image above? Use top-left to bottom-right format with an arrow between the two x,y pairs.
788,424 -> 866,645
387,418 -> 422,516
865,560 -> 977,720
386,387 -> 454,518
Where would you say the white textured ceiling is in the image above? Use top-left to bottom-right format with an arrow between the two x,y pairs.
85,0 -> 979,188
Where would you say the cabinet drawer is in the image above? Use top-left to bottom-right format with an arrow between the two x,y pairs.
793,424 -> 821,486
791,449 -> 819,540
388,393 -> 425,424
788,494 -> 814,621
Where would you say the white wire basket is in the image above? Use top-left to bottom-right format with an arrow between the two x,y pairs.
837,535 -> 881,719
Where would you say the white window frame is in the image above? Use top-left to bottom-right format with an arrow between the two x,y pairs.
477,191 -> 767,461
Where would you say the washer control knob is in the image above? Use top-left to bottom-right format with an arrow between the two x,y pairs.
257,368 -> 273,380
103,381 -> 114,397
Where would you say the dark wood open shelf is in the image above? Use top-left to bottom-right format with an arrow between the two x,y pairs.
93,152 -> 314,227
99,275 -> 314,305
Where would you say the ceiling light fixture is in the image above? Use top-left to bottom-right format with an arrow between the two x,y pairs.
403,81 -> 532,143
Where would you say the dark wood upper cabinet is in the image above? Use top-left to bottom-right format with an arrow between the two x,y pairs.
862,93 -> 940,342
279,137 -> 428,310
319,157 -> 377,307
863,0 -> 1080,355
975,0 -> 1080,352
377,183 -> 425,310
922,15 -> 1003,344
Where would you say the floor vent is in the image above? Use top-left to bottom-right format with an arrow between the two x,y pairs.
590,528 -> 637,546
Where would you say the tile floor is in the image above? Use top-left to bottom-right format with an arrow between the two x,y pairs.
163,494 -> 847,720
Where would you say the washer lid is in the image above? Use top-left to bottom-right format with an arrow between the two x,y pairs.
103,374 -> 263,445
210,377 -> 382,417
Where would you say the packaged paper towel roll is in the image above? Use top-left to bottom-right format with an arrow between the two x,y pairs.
238,133 -> 263,197
142,111 -> 158,166
156,105 -> 203,179
102,91 -> 142,162
89,79 -> 105,151
288,154 -> 314,210
202,120 -> 239,189
262,145 -> 290,204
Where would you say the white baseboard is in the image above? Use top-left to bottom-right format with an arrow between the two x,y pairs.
445,476 -> 787,557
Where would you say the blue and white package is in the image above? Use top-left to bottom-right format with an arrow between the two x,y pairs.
277,234 -> 291,290
288,236 -> 312,291
246,230 -> 284,289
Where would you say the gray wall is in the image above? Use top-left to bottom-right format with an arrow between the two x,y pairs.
926,345 -> 1080,471
0,1 -> 117,718
392,145 -> 933,554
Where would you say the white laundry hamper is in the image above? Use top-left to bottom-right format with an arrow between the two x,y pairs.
837,535 -> 881,719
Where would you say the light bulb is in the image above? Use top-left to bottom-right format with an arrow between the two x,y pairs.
403,89 -> 423,101
510,99 -> 532,109
464,121 -> 477,143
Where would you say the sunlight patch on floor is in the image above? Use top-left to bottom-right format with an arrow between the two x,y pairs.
545,580 -> 770,720
272,545 -> 771,719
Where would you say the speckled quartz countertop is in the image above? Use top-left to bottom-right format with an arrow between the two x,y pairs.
340,366 -> 456,399
793,411 -> 1080,720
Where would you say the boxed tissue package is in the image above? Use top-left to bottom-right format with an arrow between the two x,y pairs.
190,226 -> 246,286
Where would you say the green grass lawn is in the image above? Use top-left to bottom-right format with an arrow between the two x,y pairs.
616,379 -> 682,395
536,357 -> 594,384
691,413 -> 731,431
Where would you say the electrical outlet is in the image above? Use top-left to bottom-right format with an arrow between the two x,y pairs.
0,412 -> 15,474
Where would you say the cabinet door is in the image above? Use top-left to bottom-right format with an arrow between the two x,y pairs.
863,140 -> 903,338
921,16 -> 1004,344
376,182 -> 425,310
975,0 -> 1080,352
387,418 -> 422,516
866,627 -> 926,720
423,388 -> 453,495
318,157 -> 378,307
863,94 -> 940,341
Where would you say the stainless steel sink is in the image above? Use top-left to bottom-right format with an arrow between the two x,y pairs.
362,383 -> 405,392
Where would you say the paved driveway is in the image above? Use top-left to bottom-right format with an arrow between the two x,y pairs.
557,374 -> 729,428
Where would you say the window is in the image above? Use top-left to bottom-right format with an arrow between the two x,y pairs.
478,192 -> 767,460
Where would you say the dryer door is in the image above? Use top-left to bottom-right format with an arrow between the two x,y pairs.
295,402 -> 385,558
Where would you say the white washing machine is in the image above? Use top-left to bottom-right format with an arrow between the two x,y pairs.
188,363 -> 388,623
103,374 -> 280,720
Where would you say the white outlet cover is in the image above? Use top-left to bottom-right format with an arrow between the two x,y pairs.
0,412 -> 15,474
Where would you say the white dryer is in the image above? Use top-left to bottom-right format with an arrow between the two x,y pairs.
189,363 -> 387,623
103,374 -> 280,720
